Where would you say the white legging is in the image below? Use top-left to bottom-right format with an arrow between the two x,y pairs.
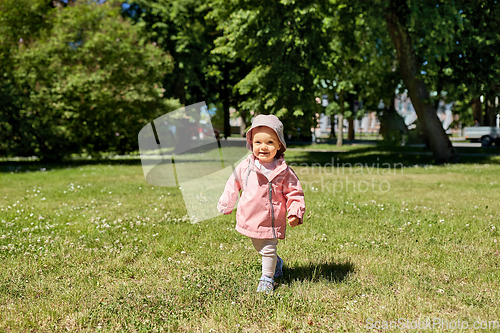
251,238 -> 278,278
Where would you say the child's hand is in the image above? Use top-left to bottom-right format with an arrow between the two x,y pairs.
288,215 -> 300,227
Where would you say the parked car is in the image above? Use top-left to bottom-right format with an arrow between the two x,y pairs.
463,126 -> 500,147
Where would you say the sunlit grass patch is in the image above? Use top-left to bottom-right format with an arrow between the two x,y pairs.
1,161 -> 499,331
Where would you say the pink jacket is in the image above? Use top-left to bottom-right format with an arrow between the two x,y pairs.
217,154 -> 305,239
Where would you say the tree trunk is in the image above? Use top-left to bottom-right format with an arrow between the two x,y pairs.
174,74 -> 186,106
484,83 -> 498,127
379,103 -> 408,141
223,103 -> 230,139
329,114 -> 336,138
337,90 -> 344,147
222,67 -> 230,139
348,118 -> 355,141
379,91 -> 408,141
471,97 -> 483,125
386,1 -> 459,164
239,109 -> 247,137
485,94 -> 497,127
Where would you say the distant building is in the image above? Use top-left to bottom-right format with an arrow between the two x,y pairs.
313,112 -> 380,139
395,92 -> 454,133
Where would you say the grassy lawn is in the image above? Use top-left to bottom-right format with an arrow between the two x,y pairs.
1,152 -> 499,331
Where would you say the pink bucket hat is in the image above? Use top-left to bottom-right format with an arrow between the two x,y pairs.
246,114 -> 287,155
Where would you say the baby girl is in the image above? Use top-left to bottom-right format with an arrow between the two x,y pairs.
218,114 -> 305,293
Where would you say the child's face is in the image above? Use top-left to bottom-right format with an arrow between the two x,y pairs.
252,126 -> 281,163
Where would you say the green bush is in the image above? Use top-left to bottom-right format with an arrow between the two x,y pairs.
0,0 -> 179,161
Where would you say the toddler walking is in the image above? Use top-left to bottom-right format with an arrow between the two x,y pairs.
217,115 -> 305,293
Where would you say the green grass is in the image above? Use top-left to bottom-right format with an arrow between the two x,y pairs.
1,157 -> 500,331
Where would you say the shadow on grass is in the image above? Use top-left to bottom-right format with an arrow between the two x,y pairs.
280,259 -> 355,285
0,158 -> 143,173
285,146 -> 500,168
1,141 -> 498,173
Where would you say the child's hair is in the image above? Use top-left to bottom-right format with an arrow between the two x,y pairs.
245,115 -> 287,158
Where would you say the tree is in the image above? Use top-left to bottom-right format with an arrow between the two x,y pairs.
432,0 -> 500,127
212,0 -> 405,145
122,0 -> 251,138
319,2 -> 401,146
211,0 -> 329,141
0,0 -> 52,157
385,0 -> 459,163
0,0 -> 176,160
123,0 -> 213,106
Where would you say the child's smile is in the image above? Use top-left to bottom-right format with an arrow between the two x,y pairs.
252,126 -> 281,163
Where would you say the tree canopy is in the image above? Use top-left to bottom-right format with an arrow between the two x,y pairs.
0,0 -> 498,163
0,0 -> 178,160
